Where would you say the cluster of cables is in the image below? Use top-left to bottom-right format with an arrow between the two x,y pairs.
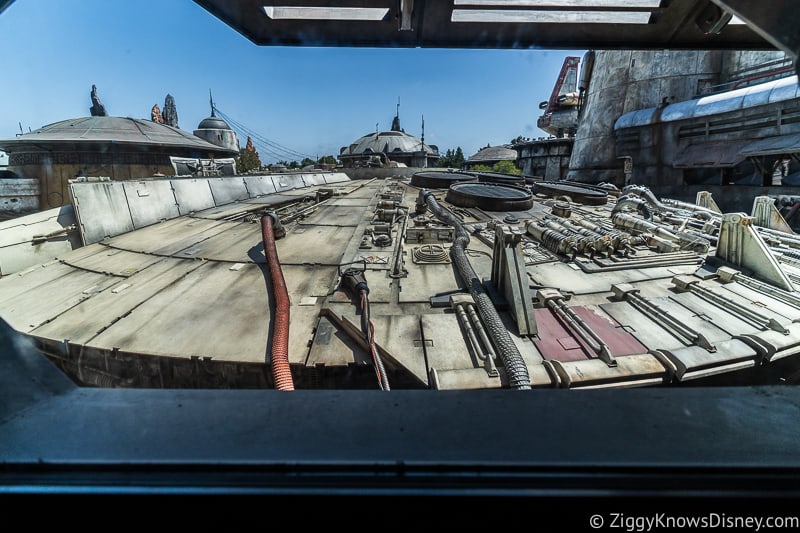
340,267 -> 390,390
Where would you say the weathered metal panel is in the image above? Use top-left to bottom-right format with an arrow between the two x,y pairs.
88,261 -> 269,362
719,282 -> 800,322
32,257 -> 204,344
398,262 -> 460,304
208,177 -> 249,205
298,204 -> 369,227
122,180 -> 180,229
533,307 -> 591,362
242,175 -> 278,197
0,260 -> 121,333
529,261 -> 697,296
337,184 -> 380,199
170,178 -> 216,215
191,200 -> 256,220
373,313 -> 428,384
328,197 -> 373,207
673,141 -> 749,168
306,314 -> 366,366
657,338 -> 757,380
421,313 -> 473,372
287,304 -> 324,366
324,172 -> 352,184
167,220 -> 263,262
739,133 -> 800,157
106,217 -> 232,256
600,300 -> 699,351
279,264 -> 339,298
301,173 -> 327,187
552,354 -> 668,389
573,305 -> 649,355
737,328 -> 800,361
0,205 -> 80,276
669,291 -> 791,335
70,180 -> 135,244
58,245 -> 164,277
271,174 -> 305,192
0,177 -> 39,216
277,224 -> 355,265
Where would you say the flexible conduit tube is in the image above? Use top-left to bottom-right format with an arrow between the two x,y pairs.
360,290 -> 390,390
420,190 -> 531,390
611,194 -> 653,219
261,213 -> 295,391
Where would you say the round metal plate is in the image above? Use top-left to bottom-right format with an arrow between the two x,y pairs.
470,171 -> 528,187
445,182 -> 534,211
410,171 -> 477,189
532,180 -> 609,205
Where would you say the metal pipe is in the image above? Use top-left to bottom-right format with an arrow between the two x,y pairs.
465,303 -> 498,361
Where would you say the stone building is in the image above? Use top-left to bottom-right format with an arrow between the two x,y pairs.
339,112 -> 439,168
0,115 -> 238,212
193,109 -> 239,154
513,138 -> 574,181
463,145 -> 518,171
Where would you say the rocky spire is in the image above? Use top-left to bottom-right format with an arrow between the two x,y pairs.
89,84 -> 108,117
151,104 -> 164,124
163,94 -> 178,127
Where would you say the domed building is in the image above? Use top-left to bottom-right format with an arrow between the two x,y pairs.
339,112 -> 439,168
193,109 -> 239,154
0,89 -> 240,212
464,144 -> 518,170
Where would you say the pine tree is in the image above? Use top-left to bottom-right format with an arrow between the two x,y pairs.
236,136 -> 262,173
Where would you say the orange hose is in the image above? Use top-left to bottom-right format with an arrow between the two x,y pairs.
261,214 -> 295,391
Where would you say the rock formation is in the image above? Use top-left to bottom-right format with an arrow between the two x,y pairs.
163,94 -> 178,127
151,104 -> 164,124
89,85 -> 108,117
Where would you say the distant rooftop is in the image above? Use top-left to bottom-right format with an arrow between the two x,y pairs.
0,116 -> 237,156
467,145 -> 517,164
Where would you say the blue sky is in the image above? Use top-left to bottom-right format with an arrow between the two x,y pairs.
0,0 -> 585,163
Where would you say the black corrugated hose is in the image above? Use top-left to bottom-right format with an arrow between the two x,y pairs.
341,267 -> 390,390
419,190 -> 532,390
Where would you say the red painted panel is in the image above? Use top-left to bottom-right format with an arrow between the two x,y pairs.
573,305 -> 648,356
533,308 -> 591,362
532,305 -> 648,363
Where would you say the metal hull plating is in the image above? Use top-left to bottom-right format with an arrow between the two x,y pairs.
0,171 -> 799,390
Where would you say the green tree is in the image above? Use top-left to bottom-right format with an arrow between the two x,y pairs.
436,146 -> 466,168
236,149 -> 262,173
492,160 -> 521,175
236,136 -> 262,173
470,161 -> 521,175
